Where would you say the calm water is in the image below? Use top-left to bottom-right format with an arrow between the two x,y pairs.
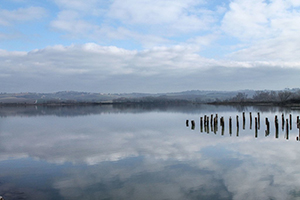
1,104 -> 300,200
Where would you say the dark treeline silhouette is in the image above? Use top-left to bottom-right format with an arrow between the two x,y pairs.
220,89 -> 300,105
1,89 -> 300,106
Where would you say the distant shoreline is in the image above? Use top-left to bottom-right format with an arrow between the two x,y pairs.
1,89 -> 300,108
1,100 -> 300,108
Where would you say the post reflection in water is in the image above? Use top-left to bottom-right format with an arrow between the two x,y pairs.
2,105 -> 300,200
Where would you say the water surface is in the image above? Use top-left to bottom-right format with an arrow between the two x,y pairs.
1,104 -> 300,200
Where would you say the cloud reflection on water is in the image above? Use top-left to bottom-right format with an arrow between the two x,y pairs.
0,105 -> 300,199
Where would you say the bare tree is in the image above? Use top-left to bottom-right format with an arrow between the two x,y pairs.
278,91 -> 293,102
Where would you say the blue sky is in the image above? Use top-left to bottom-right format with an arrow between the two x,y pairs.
1,0 -> 300,93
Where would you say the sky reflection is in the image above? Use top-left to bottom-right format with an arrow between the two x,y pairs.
0,105 -> 300,199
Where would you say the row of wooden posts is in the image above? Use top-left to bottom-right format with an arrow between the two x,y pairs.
186,112 -> 300,140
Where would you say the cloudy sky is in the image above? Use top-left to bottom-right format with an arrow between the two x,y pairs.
1,0 -> 300,93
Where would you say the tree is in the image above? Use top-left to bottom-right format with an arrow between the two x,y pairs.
278,91 -> 292,102
231,92 -> 248,102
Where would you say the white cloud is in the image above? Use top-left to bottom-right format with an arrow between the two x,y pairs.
50,0 -> 221,48
1,43 -> 300,92
53,0 -> 107,15
109,0 -> 204,26
228,35 -> 300,61
108,0 -> 216,33
220,0 -> 300,61
50,10 -> 96,35
0,6 -> 46,26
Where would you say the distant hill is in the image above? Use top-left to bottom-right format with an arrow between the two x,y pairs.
0,89 -> 299,105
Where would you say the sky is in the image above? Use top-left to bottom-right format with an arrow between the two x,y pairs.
1,0 -> 300,93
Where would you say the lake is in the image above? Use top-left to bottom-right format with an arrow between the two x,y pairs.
1,104 -> 300,200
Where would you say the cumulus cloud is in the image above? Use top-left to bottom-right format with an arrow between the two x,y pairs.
221,0 -> 300,61
1,43 -> 300,92
107,0 -> 216,33
0,6 -> 46,26
49,0 -> 220,47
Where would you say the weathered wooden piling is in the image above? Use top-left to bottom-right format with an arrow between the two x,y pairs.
220,116 -> 225,135
191,120 -> 195,130
236,116 -> 239,137
289,114 -> 292,130
210,114 -> 213,127
249,112 -> 252,129
242,112 -> 245,130
200,117 -> 203,132
255,117 -> 258,138
297,121 -> 300,141
265,117 -> 270,136
204,116 -> 207,133
275,115 -> 279,138
286,119 -> 289,140
282,113 -> 285,130
229,117 -> 232,136
206,121 -> 210,133
220,117 -> 224,127
207,116 -> 210,127
257,112 -> 260,130
214,116 -> 218,134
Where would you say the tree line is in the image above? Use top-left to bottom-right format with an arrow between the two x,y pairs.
225,89 -> 300,104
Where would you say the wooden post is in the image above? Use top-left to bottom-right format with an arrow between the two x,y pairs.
255,117 -> 258,138
249,112 -> 252,129
297,121 -> 300,141
204,116 -> 207,133
214,116 -> 218,134
286,119 -> 289,140
297,116 -> 299,124
229,117 -> 232,136
243,112 -> 245,130
191,120 -> 195,130
265,117 -> 270,136
200,117 -> 203,132
289,114 -> 292,130
221,117 -> 224,136
275,115 -> 279,138
210,114 -> 213,127
207,115 -> 209,132
257,112 -> 260,130
186,120 -> 189,127
282,113 -> 285,130
236,115 -> 239,137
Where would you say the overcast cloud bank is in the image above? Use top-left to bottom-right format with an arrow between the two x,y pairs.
1,0 -> 300,92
